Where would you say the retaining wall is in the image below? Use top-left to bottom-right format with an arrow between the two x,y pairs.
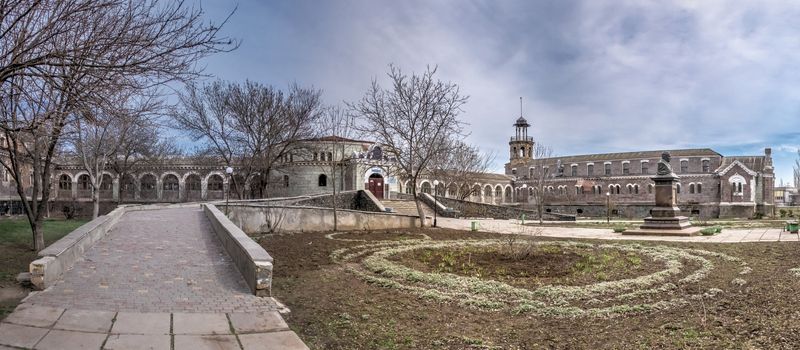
203,204 -> 274,297
224,204 -> 420,234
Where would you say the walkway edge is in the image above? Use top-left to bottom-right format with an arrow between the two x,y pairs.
203,204 -> 274,297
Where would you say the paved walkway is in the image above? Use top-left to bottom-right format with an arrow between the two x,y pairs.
439,218 -> 798,243
0,207 -> 307,350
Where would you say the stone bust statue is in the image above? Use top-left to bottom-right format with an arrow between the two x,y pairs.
657,151 -> 673,176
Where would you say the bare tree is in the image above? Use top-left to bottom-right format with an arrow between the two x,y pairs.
430,140 -> 494,201
794,150 -> 800,190
526,143 -> 554,224
317,106 -> 358,231
350,65 -> 468,227
0,0 -> 235,251
172,80 -> 322,200
66,92 -> 163,218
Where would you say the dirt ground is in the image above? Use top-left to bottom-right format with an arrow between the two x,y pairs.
262,228 -> 800,349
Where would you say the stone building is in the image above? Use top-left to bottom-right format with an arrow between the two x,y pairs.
505,116 -> 775,218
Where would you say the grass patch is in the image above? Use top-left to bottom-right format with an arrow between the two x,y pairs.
0,217 -> 87,321
0,217 -> 88,246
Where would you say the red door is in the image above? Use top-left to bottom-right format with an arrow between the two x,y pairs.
367,174 -> 384,199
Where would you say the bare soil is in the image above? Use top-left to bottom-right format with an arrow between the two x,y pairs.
262,228 -> 800,349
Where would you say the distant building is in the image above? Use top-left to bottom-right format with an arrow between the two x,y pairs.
774,186 -> 798,207
505,115 -> 775,218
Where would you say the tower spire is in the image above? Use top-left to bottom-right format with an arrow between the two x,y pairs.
519,96 -> 523,117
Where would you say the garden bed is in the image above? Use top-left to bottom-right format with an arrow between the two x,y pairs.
262,228 -> 800,349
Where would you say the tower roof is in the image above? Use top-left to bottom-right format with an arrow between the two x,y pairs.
514,116 -> 530,127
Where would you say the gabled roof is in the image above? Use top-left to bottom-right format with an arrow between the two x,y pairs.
715,159 -> 758,176
714,155 -> 767,174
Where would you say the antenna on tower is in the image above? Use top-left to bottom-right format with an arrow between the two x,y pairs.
519,96 -> 523,117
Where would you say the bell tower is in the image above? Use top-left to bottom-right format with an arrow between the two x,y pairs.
509,98 -> 534,163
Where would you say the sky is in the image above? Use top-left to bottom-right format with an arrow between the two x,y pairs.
191,0 -> 800,184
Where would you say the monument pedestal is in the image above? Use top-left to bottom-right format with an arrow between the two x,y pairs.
623,172 -> 700,236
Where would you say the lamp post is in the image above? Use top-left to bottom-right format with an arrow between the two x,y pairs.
225,166 -> 233,215
432,180 -> 439,228
606,192 -> 610,224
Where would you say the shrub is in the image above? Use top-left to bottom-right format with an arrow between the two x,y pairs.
612,225 -> 627,233
700,228 -> 716,236
780,209 -> 787,218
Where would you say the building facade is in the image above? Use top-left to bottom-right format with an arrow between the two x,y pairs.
505,116 -> 775,218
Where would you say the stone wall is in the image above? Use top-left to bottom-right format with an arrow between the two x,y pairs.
540,203 -> 722,219
203,204 -> 273,297
226,204 -> 420,234
288,190 -> 384,212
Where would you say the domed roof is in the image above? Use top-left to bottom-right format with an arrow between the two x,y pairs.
514,116 -> 530,127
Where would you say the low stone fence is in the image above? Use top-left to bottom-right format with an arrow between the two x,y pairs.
291,190 -> 385,212
30,207 -> 127,290
203,204 -> 273,297
224,204 -> 420,234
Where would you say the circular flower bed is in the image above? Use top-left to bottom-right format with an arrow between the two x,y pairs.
329,233 -> 750,318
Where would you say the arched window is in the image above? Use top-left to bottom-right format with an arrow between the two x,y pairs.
59,174 -> 72,190
529,167 -> 534,178
405,182 -> 413,194
186,175 -> 201,191
283,175 -> 290,187
77,174 -> 91,190
587,164 -> 594,176
622,162 -> 630,175
689,183 -> 695,194
163,174 -> 179,191
571,165 -> 577,176
318,174 -> 327,187
634,184 -> 639,194
484,185 -> 492,198
648,184 -> 654,194
641,161 -> 649,174
327,152 -> 333,161
676,183 -> 682,194
422,182 -> 432,194
697,183 -> 702,193
702,159 -> 710,173
616,184 -> 621,194
495,186 -> 502,198
207,175 -> 224,191
627,184 -> 633,194
604,163 -> 612,175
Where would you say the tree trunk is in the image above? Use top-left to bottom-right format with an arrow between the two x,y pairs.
92,192 -> 100,219
411,181 -> 427,227
332,165 -> 338,232
30,219 -> 45,252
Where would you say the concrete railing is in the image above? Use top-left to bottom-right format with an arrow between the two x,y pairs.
203,204 -> 274,297
224,204 -> 421,234
30,207 -> 127,290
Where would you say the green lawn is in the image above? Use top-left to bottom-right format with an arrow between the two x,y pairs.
0,217 -> 89,246
0,217 -> 88,319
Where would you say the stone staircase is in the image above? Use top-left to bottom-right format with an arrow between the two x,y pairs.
381,199 -> 435,218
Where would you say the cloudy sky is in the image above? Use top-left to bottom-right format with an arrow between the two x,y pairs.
194,0 -> 800,184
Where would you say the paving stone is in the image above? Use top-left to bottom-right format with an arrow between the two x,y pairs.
0,322 -> 49,348
229,311 -> 288,334
55,309 -> 116,333
173,313 -> 231,335
34,329 -> 107,350
239,331 -> 309,350
24,208 -> 277,314
103,334 -> 171,350
111,312 -> 170,335
173,335 -> 240,350
4,304 -> 64,327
